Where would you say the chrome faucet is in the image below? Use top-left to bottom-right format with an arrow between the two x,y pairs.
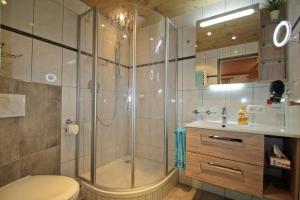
222,107 -> 227,127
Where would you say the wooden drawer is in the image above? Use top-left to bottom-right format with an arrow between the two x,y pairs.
186,128 -> 264,166
186,152 -> 263,197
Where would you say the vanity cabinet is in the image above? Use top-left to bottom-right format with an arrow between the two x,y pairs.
185,128 -> 264,196
185,127 -> 300,200
186,128 -> 264,166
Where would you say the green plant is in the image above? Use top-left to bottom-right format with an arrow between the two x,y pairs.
265,0 -> 285,11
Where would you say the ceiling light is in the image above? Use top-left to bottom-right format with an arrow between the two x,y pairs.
150,37 -> 154,41
232,36 -> 237,40
101,24 -> 105,27
123,34 -> 127,39
207,32 -> 212,36
199,8 -> 255,27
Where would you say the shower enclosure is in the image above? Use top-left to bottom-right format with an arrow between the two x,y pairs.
76,2 -> 177,190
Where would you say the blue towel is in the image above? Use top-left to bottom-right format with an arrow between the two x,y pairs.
174,128 -> 186,169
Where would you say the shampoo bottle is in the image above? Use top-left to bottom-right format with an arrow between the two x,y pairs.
237,105 -> 248,125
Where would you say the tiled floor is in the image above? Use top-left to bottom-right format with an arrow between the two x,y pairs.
164,185 -> 232,200
81,156 -> 164,188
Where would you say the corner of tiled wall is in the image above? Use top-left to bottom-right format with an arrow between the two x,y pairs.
1,0 -> 90,178
170,1 -> 289,200
285,0 -> 300,133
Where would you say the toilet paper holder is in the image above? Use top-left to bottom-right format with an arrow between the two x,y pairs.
65,119 -> 75,125
64,119 -> 78,132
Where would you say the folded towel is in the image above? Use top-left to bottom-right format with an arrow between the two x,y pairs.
174,128 -> 186,169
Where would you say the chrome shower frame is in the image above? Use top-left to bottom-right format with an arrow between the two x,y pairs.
75,6 -> 178,190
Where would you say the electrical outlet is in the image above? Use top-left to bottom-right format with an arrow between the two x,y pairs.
247,105 -> 265,113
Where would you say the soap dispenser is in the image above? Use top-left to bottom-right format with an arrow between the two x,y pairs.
237,105 -> 248,125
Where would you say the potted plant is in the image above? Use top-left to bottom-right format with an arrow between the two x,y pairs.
265,0 -> 285,21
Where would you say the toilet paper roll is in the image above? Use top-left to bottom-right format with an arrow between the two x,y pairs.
66,123 -> 79,136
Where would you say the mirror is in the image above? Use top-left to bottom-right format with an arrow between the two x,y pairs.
196,5 -> 260,85
273,20 -> 292,47
219,54 -> 259,84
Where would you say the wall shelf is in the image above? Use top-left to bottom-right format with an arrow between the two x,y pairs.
264,177 -> 293,200
263,136 -> 300,200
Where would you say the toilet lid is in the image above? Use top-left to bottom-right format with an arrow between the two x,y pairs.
0,175 -> 79,200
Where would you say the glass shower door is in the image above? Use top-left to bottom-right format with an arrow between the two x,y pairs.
77,9 -> 94,182
76,4 -> 177,190
94,6 -> 132,189
167,20 -> 178,173
134,7 -> 167,187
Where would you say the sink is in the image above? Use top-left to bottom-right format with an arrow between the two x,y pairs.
184,120 -> 294,137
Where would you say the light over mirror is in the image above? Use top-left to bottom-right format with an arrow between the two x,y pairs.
195,4 -> 286,85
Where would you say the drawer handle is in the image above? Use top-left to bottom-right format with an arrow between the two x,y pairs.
208,135 -> 243,143
207,162 -> 243,175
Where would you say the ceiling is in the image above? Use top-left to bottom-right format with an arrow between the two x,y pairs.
80,0 -> 222,17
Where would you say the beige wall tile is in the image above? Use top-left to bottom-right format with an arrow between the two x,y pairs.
32,40 -> 62,85
182,58 -> 196,90
62,50 -> 77,87
34,0 -> 63,42
225,0 -> 252,11
203,0 -> 226,18
63,0 -> 90,15
63,8 -> 78,48
0,30 -> 32,82
182,26 -> 196,57
61,159 -> 75,177
1,0 -> 34,33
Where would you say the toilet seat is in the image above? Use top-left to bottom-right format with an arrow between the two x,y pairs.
0,175 -> 79,200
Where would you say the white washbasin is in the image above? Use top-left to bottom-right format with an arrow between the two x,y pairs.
185,120 -> 300,138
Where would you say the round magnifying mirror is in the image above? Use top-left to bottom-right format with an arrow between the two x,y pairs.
273,20 -> 292,47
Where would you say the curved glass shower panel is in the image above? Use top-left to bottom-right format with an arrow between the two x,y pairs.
135,6 -> 166,187
95,3 -> 132,189
77,9 -> 94,182
167,22 -> 178,173
76,2 -> 177,190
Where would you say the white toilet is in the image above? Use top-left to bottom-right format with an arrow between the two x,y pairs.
0,175 -> 79,200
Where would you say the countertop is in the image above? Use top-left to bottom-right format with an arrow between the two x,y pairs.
185,121 -> 300,138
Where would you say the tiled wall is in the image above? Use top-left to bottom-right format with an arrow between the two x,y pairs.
181,83 -> 285,126
170,0 -> 292,199
0,77 -> 61,187
286,0 -> 300,133
1,0 -> 89,179
172,0 -> 285,129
